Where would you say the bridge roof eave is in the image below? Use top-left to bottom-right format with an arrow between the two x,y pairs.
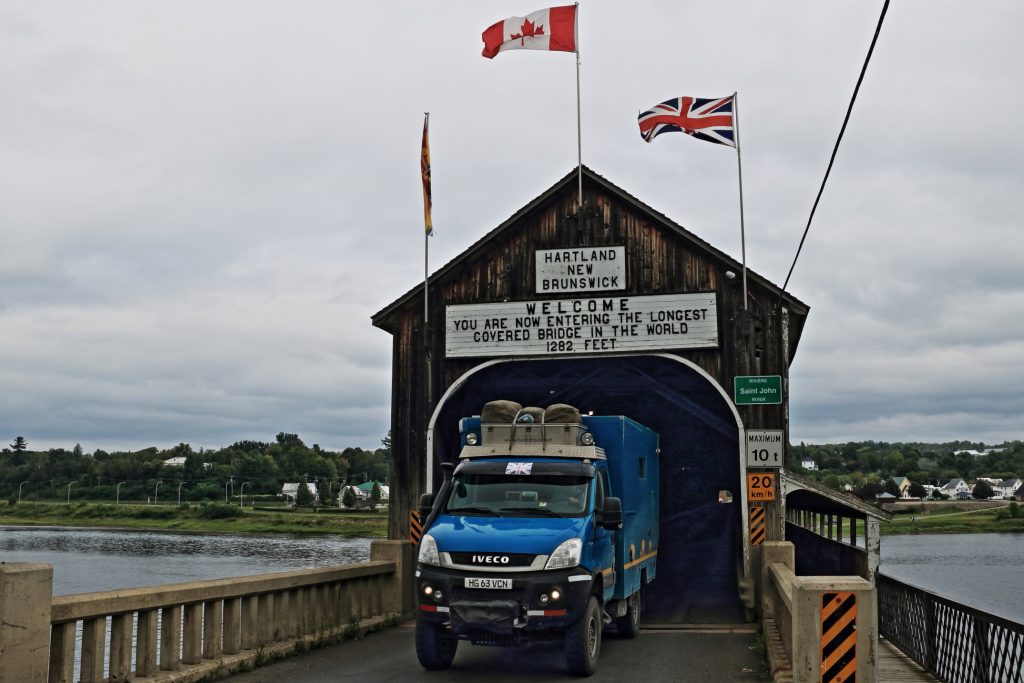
782,471 -> 892,522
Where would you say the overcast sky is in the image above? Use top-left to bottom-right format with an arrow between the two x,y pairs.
2,1 -> 1022,452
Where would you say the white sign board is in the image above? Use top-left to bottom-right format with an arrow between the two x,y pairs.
535,247 -> 626,294
746,430 -> 785,468
446,293 -> 718,358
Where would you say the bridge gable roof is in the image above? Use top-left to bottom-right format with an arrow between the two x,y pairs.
371,165 -> 809,357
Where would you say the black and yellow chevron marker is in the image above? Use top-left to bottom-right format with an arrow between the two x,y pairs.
820,591 -> 857,683
408,511 -> 423,545
749,505 -> 766,546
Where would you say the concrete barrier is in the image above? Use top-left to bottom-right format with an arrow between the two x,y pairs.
0,540 -> 416,683
762,541 -> 878,683
0,563 -> 53,683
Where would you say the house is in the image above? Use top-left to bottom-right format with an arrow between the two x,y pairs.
997,478 -> 1022,499
890,476 -> 912,498
163,456 -> 187,467
953,448 -> 1006,457
280,482 -> 319,504
1015,482 -> 1024,501
800,459 -> 818,471
922,484 -> 941,498
875,492 -> 898,502
942,479 -> 972,500
356,481 -> 390,501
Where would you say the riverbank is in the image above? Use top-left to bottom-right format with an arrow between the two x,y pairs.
0,501 -> 388,537
881,500 -> 1024,535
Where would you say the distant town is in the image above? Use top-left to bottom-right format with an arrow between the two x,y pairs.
791,440 -> 1024,502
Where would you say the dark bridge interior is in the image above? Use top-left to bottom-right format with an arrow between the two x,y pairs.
432,355 -> 745,624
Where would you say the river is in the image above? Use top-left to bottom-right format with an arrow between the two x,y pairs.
0,525 -> 372,595
1,526 -> 1021,627
880,532 -> 1024,624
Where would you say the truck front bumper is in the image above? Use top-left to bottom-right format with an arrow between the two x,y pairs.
416,564 -> 595,644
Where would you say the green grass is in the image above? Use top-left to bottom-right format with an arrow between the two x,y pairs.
881,502 -> 1024,535
0,501 -> 387,537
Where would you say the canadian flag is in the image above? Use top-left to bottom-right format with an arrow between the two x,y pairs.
481,5 -> 577,59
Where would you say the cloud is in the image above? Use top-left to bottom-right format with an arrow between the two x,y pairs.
2,1 -> 1023,451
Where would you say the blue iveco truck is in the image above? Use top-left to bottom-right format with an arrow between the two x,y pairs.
414,400 -> 659,676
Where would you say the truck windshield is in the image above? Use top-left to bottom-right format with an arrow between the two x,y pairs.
445,474 -> 591,518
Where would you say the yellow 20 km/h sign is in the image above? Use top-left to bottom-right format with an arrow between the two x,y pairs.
746,472 -> 776,501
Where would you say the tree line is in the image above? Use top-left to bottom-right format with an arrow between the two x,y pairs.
1,432 -> 391,505
790,439 -> 1024,497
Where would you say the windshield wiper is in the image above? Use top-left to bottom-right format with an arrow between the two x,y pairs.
446,506 -> 497,516
498,506 -> 562,517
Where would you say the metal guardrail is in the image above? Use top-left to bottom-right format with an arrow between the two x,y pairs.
877,573 -> 1024,683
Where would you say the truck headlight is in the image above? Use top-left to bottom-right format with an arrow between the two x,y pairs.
418,534 -> 441,566
544,538 -> 582,570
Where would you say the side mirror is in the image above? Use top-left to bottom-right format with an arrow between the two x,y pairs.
418,493 -> 435,523
600,497 -> 623,531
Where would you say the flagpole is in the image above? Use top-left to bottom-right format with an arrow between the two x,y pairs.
575,2 -> 582,210
422,113 -> 433,490
733,91 -> 748,311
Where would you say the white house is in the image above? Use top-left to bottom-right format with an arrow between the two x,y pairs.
800,459 -> 818,471
996,478 -> 1022,499
162,456 -> 187,467
281,482 -> 319,504
941,479 -> 972,500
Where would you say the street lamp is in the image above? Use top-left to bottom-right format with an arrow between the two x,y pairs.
116,482 -> 127,504
178,481 -> 188,506
66,482 -> 77,504
239,482 -> 250,507
18,481 -> 28,503
154,480 -> 162,504
225,476 -> 235,502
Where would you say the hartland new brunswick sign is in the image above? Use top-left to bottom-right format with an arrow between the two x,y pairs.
446,246 -> 719,358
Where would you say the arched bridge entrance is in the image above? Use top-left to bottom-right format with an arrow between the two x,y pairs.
429,354 -> 747,623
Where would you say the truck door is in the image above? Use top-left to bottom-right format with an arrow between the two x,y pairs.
593,469 -> 615,601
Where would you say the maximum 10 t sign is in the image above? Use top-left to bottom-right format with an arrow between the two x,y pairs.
746,429 -> 785,468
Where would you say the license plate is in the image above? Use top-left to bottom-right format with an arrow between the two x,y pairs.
464,577 -> 513,589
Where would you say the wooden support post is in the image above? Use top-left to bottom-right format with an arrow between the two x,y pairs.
109,613 -> 134,682
159,605 -> 182,671
136,609 -> 158,676
222,597 -> 241,655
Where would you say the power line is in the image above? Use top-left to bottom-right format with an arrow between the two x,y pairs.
779,0 -> 891,302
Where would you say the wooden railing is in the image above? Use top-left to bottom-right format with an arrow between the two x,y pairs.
0,540 -> 415,683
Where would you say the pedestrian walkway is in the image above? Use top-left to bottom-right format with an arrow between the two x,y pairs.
878,637 -> 939,681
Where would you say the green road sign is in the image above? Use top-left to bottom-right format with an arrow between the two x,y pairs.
734,375 -> 782,405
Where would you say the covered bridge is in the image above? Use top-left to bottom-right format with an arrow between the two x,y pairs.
372,165 -> 812,622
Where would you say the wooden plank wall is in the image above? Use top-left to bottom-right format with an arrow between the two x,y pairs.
379,177 -> 800,539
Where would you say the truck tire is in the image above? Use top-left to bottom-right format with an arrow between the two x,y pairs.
415,618 -> 458,670
615,592 -> 641,639
565,596 -> 602,676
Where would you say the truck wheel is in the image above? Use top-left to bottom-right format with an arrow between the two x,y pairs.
565,596 -> 602,676
615,592 -> 641,639
415,618 -> 458,670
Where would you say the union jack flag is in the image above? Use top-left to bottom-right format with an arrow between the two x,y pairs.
638,95 -> 736,147
505,462 -> 534,475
